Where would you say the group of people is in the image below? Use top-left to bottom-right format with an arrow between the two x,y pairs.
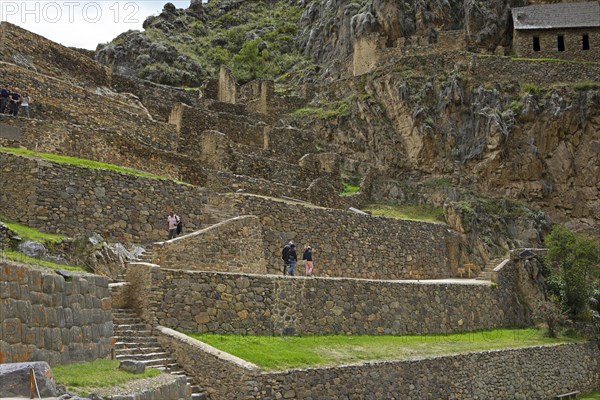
165,212 -> 314,276
282,241 -> 314,277
1,84 -> 31,118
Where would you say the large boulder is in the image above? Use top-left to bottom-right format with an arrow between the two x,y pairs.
0,362 -> 59,398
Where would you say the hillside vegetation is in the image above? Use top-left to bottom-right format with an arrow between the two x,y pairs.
96,0 -> 312,85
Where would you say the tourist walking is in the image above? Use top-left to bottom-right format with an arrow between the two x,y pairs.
0,85 -> 10,114
20,92 -> 31,118
167,211 -> 180,240
282,240 -> 292,275
302,245 -> 314,276
288,244 -> 298,276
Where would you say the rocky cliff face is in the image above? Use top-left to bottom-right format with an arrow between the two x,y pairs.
299,61 -> 600,236
298,0 -> 523,70
96,0 -> 599,241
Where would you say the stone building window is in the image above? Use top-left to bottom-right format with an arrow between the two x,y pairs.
533,36 -> 541,51
557,35 -> 565,51
582,34 -> 590,50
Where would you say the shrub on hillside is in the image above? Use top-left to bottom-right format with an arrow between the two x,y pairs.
543,225 -> 600,318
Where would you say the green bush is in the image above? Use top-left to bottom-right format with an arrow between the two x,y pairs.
544,225 -> 600,318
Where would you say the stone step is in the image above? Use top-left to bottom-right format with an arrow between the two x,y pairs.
114,329 -> 152,336
139,358 -> 177,367
191,385 -> 203,393
113,312 -> 139,318
115,340 -> 159,349
115,352 -> 170,361
114,323 -> 150,331
116,347 -> 164,355
113,318 -> 144,325
191,393 -> 206,400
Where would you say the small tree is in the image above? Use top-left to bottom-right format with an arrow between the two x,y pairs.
531,300 -> 570,338
544,225 -> 600,318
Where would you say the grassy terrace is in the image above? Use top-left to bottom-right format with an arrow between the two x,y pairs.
53,359 -> 160,396
363,203 -> 445,223
188,328 -> 582,371
0,218 -> 85,272
0,147 -> 188,184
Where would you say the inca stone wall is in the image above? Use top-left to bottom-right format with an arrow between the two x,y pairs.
218,65 -> 237,104
156,328 -> 600,400
0,22 -> 110,87
0,153 -> 208,243
0,263 -> 112,366
211,193 -> 464,279
514,28 -> 600,62
0,63 -> 175,151
110,73 -> 200,122
151,216 -> 267,274
128,263 -> 527,336
0,116 -> 183,182
174,106 -> 338,190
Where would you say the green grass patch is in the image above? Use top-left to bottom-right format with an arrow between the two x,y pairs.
582,389 -> 600,399
53,359 -> 160,395
340,182 -> 360,197
2,250 -> 85,272
187,328 -> 581,371
1,218 -> 64,244
0,147 -> 187,183
363,203 -> 445,223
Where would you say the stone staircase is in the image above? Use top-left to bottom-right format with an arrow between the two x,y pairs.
476,258 -> 507,281
113,308 -> 206,400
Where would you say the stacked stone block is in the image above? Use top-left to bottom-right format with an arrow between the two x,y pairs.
0,153 -> 208,243
212,193 -> 464,279
128,264 -> 528,336
151,216 -> 267,274
157,328 -> 600,400
0,263 -> 112,365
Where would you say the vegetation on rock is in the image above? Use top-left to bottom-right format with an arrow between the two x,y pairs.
97,0 -> 312,85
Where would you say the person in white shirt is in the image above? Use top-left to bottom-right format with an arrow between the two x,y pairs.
167,211 -> 180,240
20,92 -> 31,118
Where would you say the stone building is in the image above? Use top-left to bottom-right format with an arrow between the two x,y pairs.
512,1 -> 600,61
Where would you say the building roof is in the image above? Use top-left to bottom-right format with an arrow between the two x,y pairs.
512,1 -> 600,30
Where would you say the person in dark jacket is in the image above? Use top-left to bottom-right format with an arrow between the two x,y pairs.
8,91 -> 21,116
0,85 -> 10,114
287,244 -> 298,276
302,245 -> 314,276
281,240 -> 292,275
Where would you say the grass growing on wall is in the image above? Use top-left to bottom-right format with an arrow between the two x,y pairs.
363,203 -> 445,223
1,250 -> 85,272
1,218 -> 65,244
53,359 -> 161,395
340,182 -> 360,197
187,328 -> 581,371
0,147 -> 183,183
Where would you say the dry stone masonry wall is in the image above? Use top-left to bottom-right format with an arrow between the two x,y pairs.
0,263 -> 112,365
0,22 -> 110,87
212,193 -> 463,279
151,216 -> 267,274
154,328 -> 600,400
0,153 -> 208,243
128,264 -> 528,336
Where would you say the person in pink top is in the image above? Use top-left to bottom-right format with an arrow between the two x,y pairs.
167,211 -> 180,240
302,245 -> 314,276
